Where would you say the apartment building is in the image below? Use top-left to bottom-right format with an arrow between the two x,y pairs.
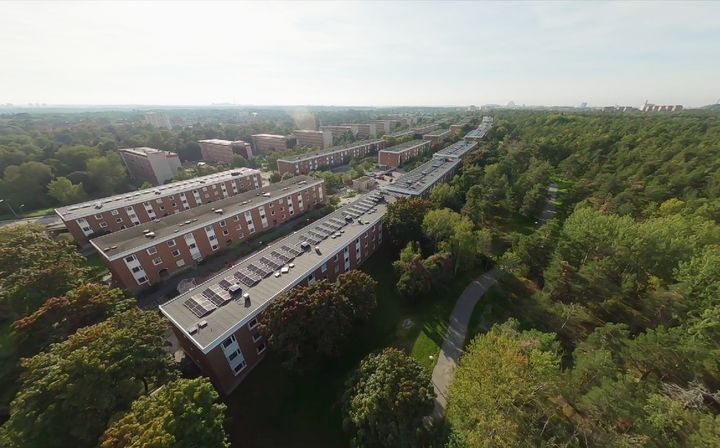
276,139 -> 385,176
371,120 -> 392,135
377,139 -> 432,168
464,121 -> 492,142
91,176 -> 326,293
293,130 -> 333,149
432,140 -> 478,161
198,139 -> 253,162
342,123 -> 377,138
412,124 -> 439,138
382,157 -> 461,198
450,118 -> 471,135
422,128 -> 452,147
118,147 -> 182,186
159,191 -> 389,394
319,125 -> 357,138
251,134 -> 295,153
56,168 -> 263,245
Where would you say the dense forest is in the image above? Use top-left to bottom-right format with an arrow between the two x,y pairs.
430,110 -> 720,446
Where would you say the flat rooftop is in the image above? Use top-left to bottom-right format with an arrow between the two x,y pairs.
160,191 -> 391,352
198,139 -> 248,146
119,147 -> 174,156
55,168 -> 262,221
251,134 -> 286,139
423,128 -> 451,137
91,176 -> 320,260
277,139 -> 384,163
433,140 -> 478,159
379,139 -> 429,153
383,157 -> 460,196
383,129 -> 414,138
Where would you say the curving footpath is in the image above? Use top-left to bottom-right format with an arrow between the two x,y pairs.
430,182 -> 558,419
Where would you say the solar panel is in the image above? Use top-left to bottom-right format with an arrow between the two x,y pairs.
202,288 -> 230,307
271,250 -> 291,262
261,257 -> 281,270
219,278 -> 233,289
300,235 -> 320,245
248,263 -> 271,277
183,295 -> 216,317
281,245 -> 301,256
329,218 -> 346,227
234,270 -> 260,287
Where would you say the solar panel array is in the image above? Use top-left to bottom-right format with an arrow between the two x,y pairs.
183,193 -> 386,320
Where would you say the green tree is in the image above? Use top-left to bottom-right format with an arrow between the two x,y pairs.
384,197 -> 432,248
342,348 -> 435,448
429,183 -> 459,210
268,171 -> 281,183
447,217 -> 480,274
231,154 -> 248,167
392,242 -> 431,299
447,320 -> 567,447
12,283 -> 131,355
47,176 -> 87,204
86,153 -> 128,195
1,161 -> 54,209
0,224 -> 87,320
1,309 -> 176,448
100,378 -> 229,448
334,270 -> 378,322
55,145 -> 100,173
422,208 -> 461,251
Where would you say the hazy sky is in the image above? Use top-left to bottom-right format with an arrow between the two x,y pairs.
1,1 -> 719,107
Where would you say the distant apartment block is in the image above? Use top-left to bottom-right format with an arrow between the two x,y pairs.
464,117 -> 493,142
55,168 -> 263,245
372,120 -> 392,135
91,176 -> 325,293
341,123 -> 376,139
251,134 -> 295,153
319,125 -> 357,138
144,111 -> 172,129
423,128 -> 452,147
293,130 -> 333,149
642,103 -> 684,112
412,124 -> 439,138
383,157 -> 460,198
277,139 -> 385,176
450,118 -> 472,135
198,139 -> 253,163
159,191 -> 387,393
118,147 -> 182,186
432,140 -> 478,161
377,139 -> 432,168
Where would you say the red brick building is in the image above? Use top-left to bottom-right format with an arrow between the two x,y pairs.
341,123 -> 377,138
251,134 -> 295,153
377,139 -> 432,168
159,191 -> 389,394
319,125 -> 356,138
423,128 -> 452,148
118,147 -> 182,186
293,130 -> 333,149
198,139 -> 253,162
276,139 -> 384,175
90,176 -> 325,293
56,168 -> 263,246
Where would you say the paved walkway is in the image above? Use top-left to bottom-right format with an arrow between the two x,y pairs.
430,182 -> 558,419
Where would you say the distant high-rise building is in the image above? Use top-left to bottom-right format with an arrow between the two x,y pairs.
118,147 -> 182,186
144,111 -> 172,129
293,130 -> 333,149
251,134 -> 295,153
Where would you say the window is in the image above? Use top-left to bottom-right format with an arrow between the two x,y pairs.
219,220 -> 226,227
233,360 -> 247,374
211,244 -> 218,251
222,335 -> 236,348
111,210 -> 119,216
205,225 -> 213,231
172,249 -> 180,257
252,333 -> 262,342
228,350 -> 239,361
248,318 -> 259,330
131,266 -> 142,273
152,257 -> 163,266
125,255 -> 135,263
167,239 -> 176,247
94,214 -> 103,219
256,343 -> 266,354
115,218 -> 123,223
321,263 -> 327,273
189,243 -> 197,249
137,276 -> 148,284
176,259 -> 185,267
147,246 -> 157,255
223,229 -> 229,236
99,222 -> 108,228
209,235 -> 216,241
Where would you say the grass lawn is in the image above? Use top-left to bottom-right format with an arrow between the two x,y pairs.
226,247 -> 486,447
0,206 -> 55,222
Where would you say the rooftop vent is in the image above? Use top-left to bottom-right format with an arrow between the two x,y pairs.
187,325 -> 198,335
198,320 -> 208,328
145,232 -> 156,238
94,201 -> 103,209
214,209 -> 224,214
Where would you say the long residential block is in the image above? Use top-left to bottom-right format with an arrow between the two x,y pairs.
432,140 -> 478,161
412,123 -> 439,138
276,139 -> 385,176
341,123 -> 376,138
423,128 -> 452,147
56,168 -> 263,245
90,176 -> 325,293
160,191 -> 389,394
319,125 -> 356,138
464,117 -> 493,142
198,139 -> 253,162
382,157 -> 461,198
377,139 -> 432,168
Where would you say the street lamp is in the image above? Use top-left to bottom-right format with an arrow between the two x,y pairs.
0,199 -> 19,218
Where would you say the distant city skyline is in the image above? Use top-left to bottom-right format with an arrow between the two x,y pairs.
1,1 -> 719,107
